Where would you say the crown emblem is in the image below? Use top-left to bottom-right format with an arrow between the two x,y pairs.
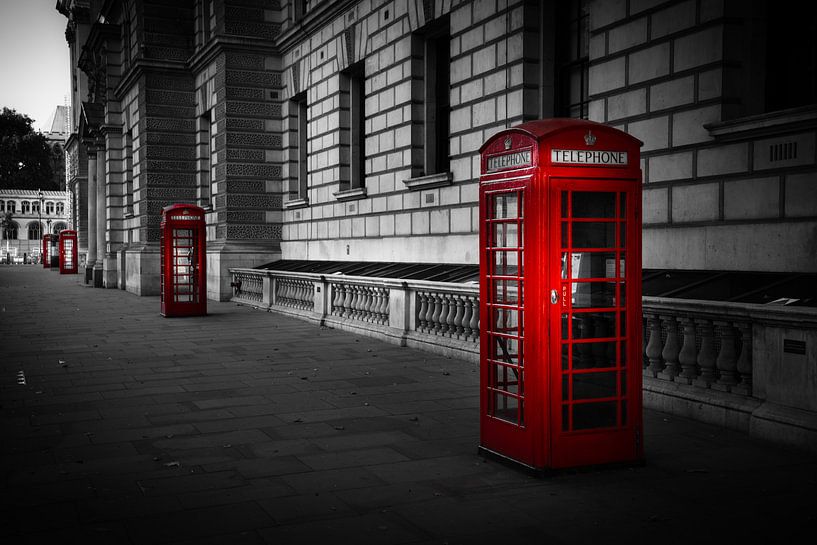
504,136 -> 512,150
584,131 -> 597,146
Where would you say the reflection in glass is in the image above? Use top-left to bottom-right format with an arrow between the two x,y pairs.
494,337 -> 520,365
493,279 -> 521,304
571,282 -> 615,308
572,192 -> 616,218
493,307 -> 519,334
573,371 -> 618,399
566,252 -> 616,279
572,221 -> 616,248
571,341 -> 616,369
493,392 -> 521,424
493,193 -> 520,219
494,364 -> 521,394
494,250 -> 520,276
492,222 -> 519,247
573,401 -> 617,430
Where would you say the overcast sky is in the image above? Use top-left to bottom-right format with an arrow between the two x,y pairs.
0,0 -> 71,131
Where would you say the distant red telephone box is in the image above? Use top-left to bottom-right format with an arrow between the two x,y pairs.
160,204 -> 206,317
42,234 -> 51,268
478,119 -> 643,471
49,234 -> 59,269
59,229 -> 78,274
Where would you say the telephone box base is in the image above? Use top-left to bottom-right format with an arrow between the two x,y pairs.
477,446 -> 645,477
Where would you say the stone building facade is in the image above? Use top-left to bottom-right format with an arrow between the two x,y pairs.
57,0 -> 817,299
0,190 -> 71,262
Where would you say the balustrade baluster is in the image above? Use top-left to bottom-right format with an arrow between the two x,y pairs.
417,292 -> 429,332
379,288 -> 389,324
678,317 -> 698,384
454,295 -> 465,339
470,297 -> 480,341
363,286 -> 375,322
461,296 -> 473,339
444,294 -> 457,337
659,315 -> 681,380
646,313 -> 664,377
342,284 -> 353,317
734,322 -> 753,395
714,321 -> 739,391
430,294 -> 444,335
694,319 -> 717,388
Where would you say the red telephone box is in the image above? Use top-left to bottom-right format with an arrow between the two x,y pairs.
59,229 -> 78,274
42,234 -> 51,268
478,119 -> 643,471
160,204 -> 206,317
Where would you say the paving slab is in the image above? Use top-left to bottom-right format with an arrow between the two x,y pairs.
1,265 -> 816,544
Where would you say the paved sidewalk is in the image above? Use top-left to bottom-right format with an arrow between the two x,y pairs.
1,265 -> 815,544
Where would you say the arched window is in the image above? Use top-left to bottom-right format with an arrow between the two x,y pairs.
32,201 -> 40,214
52,222 -> 67,234
7,201 -> 16,213
3,221 -> 18,240
21,201 -> 31,214
0,200 -> 5,212
46,201 -> 54,215
28,222 -> 42,240
56,202 -> 65,215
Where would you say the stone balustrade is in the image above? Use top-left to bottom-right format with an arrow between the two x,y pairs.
229,267 -> 817,452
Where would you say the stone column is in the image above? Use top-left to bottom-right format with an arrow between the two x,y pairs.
94,148 -> 106,287
86,149 -> 97,284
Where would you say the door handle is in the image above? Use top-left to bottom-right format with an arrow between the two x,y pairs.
550,289 -> 559,304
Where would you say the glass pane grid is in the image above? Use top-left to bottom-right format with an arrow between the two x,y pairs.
485,190 -> 525,426
559,189 -> 629,433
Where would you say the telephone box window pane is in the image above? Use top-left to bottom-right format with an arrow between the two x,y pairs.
572,222 -> 616,248
621,400 -> 628,426
561,313 -> 569,339
561,222 -> 569,248
620,371 -> 627,395
494,250 -> 521,276
493,392 -> 521,424
562,344 -> 570,370
569,252 -> 616,279
572,341 -> 616,369
572,312 -> 616,339
493,193 -> 519,219
573,371 -> 617,400
620,223 -> 626,248
492,222 -> 519,247
572,401 -> 617,430
493,307 -> 519,334
562,404 -> 570,431
562,375 -> 569,401
494,337 -> 520,365
494,364 -> 521,394
620,341 -> 627,367
619,192 -> 626,215
561,191 -> 569,218
619,312 -> 626,336
618,283 -> 626,306
571,282 -> 615,308
493,279 -> 521,304
572,192 -> 616,218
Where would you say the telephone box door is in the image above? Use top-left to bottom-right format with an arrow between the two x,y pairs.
549,180 -> 642,468
161,204 -> 206,317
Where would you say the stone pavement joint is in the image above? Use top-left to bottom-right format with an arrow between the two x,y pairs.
1,266 -> 816,544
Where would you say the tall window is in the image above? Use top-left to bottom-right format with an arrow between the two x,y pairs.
339,61 -> 365,191
124,128 -> 134,214
412,18 -> 450,177
28,222 -> 41,240
46,202 -> 54,215
289,91 -> 308,201
0,200 -> 4,212
765,7 -> 817,112
556,0 -> 589,118
31,201 -> 40,214
7,201 -> 16,213
56,202 -> 64,215
196,0 -> 214,48
3,222 -> 18,240
197,111 -> 214,207
21,201 -> 31,214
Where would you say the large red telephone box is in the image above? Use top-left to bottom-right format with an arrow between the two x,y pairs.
59,229 -> 78,274
42,234 -> 51,268
478,119 -> 643,471
160,204 -> 206,317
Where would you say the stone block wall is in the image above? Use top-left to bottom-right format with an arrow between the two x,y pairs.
587,0 -> 817,272
279,0 -> 538,265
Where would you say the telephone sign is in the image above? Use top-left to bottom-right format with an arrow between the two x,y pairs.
478,119 -> 643,471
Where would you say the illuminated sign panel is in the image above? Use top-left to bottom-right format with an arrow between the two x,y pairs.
551,149 -> 628,165
487,149 -> 533,171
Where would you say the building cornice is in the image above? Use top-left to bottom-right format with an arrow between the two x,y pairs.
188,35 -> 281,74
274,0 -> 358,54
114,58 -> 188,100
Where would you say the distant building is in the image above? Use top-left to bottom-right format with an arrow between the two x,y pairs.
42,105 -> 70,192
0,189 -> 70,263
